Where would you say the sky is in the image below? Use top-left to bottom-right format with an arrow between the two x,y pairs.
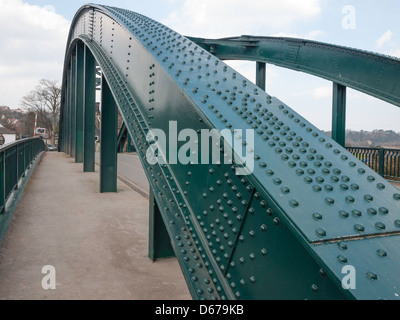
0,0 -> 399,132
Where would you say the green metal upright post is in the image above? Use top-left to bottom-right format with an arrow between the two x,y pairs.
71,48 -> 77,158
332,82 -> 347,147
65,69 -> 70,155
378,148 -> 385,177
75,43 -> 85,163
68,60 -> 73,156
100,75 -> 117,193
256,62 -> 266,91
127,134 -> 134,153
65,69 -> 71,155
83,45 -> 96,173
148,188 -> 175,261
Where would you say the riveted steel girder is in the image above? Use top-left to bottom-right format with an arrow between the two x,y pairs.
60,5 -> 400,300
189,35 -> 400,108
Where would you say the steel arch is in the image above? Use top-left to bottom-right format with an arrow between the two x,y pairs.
60,5 -> 400,300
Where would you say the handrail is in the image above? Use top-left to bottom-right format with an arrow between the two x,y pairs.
0,137 -> 43,153
346,146 -> 400,180
0,137 -> 45,243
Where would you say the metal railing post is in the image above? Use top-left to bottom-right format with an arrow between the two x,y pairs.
378,148 -> 385,177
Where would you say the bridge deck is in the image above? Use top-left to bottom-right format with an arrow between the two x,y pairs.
0,152 -> 189,300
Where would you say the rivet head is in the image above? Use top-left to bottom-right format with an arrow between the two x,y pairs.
313,213 -> 323,221
379,207 -> 389,215
338,242 -> 348,250
352,210 -> 362,217
325,197 -> 335,205
354,224 -> 365,233
377,249 -> 387,257
394,220 -> 400,228
346,196 -> 355,204
394,193 -> 400,201
375,222 -> 386,230
311,284 -> 318,293
339,210 -> 350,218
364,194 -> 374,202
377,183 -> 385,190
289,200 -> 299,207
281,187 -> 290,194
316,228 -> 327,237
337,255 -> 348,264
366,272 -> 378,281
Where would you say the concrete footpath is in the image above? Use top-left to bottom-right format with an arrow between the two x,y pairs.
0,152 -> 190,300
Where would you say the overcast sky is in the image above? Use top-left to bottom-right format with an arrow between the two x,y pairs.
0,0 -> 399,132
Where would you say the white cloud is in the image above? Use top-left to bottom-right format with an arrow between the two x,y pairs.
163,0 -> 322,38
389,48 -> 400,58
296,86 -> 331,99
376,30 -> 393,48
312,86 -> 331,99
0,0 -> 70,108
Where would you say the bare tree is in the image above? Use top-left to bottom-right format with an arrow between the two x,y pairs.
21,79 -> 61,145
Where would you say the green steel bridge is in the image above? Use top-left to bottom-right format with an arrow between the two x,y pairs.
1,4 -> 400,300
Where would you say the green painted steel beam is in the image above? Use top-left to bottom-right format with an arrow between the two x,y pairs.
256,61 -> 266,91
67,59 -> 73,156
75,43 -> 85,163
83,45 -> 96,173
189,35 -> 400,108
61,5 -> 400,300
117,122 -> 127,153
332,83 -> 347,147
127,134 -> 135,153
99,74 -> 117,193
70,49 -> 77,158
148,188 -> 175,261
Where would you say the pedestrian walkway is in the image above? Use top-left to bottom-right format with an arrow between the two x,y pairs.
0,152 -> 190,300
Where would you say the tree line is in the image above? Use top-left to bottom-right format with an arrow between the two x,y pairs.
0,79 -> 60,145
325,130 -> 400,148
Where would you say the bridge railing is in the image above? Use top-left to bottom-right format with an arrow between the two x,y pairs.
346,146 -> 400,180
0,138 -> 46,213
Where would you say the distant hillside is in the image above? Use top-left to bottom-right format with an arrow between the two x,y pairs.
324,130 -> 400,148
0,106 -> 33,137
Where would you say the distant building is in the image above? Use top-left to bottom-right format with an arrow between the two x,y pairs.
0,125 -> 16,145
